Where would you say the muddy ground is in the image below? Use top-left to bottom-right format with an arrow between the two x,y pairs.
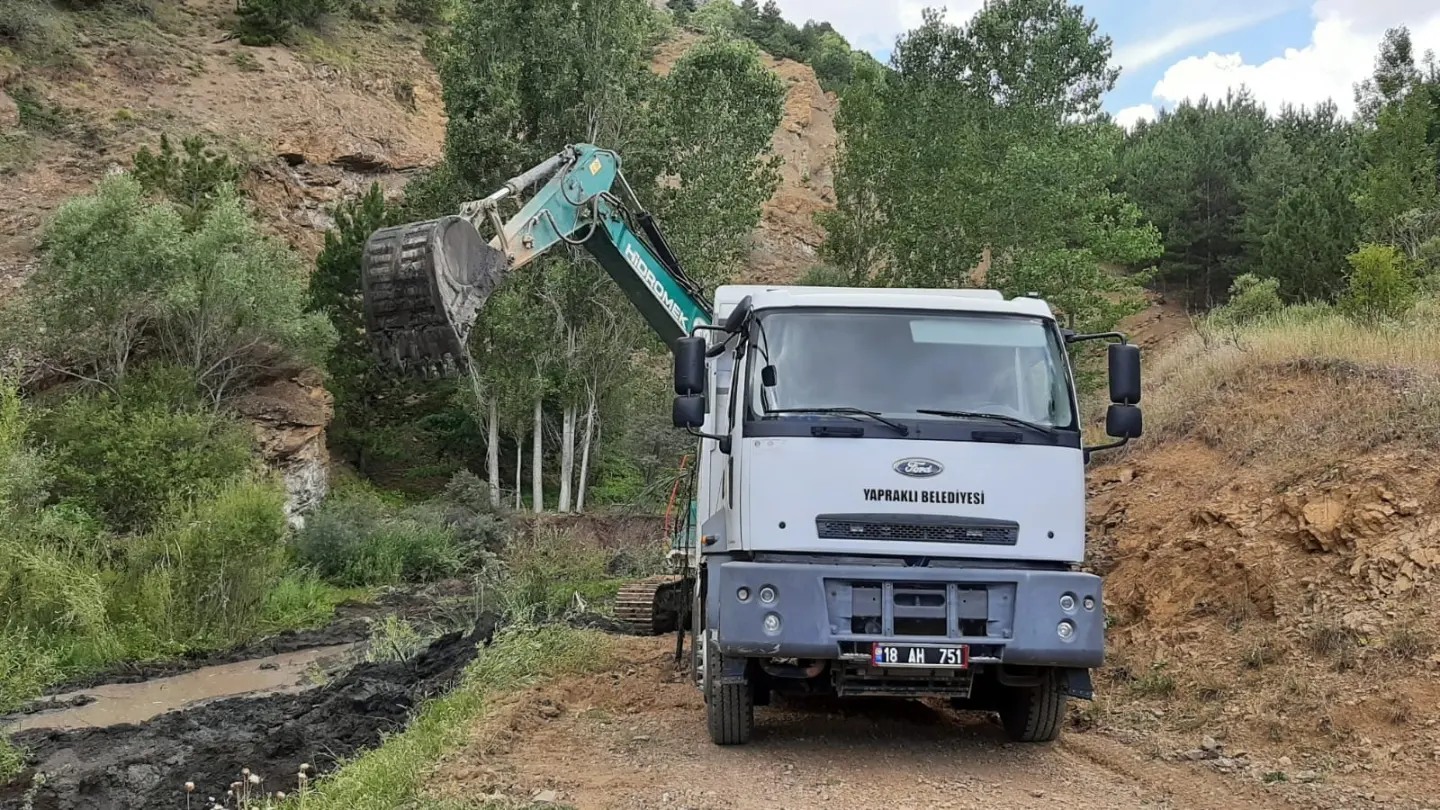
0,615 -> 497,810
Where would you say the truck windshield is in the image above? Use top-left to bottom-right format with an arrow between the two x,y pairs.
748,309 -> 1077,430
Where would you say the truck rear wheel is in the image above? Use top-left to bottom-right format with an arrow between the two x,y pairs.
999,668 -> 1067,743
705,644 -> 754,746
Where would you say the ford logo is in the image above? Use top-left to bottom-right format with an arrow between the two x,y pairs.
894,458 -> 943,478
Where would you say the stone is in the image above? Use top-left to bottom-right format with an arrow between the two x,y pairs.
533,790 -> 560,804
1279,755 -> 1293,768
1201,735 -> 1222,752
1296,770 -> 1320,783
538,704 -> 561,719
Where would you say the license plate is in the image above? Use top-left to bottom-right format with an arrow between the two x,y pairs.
871,643 -> 969,668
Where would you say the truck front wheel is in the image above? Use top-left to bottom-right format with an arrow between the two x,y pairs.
999,668 -> 1067,743
705,644 -> 754,745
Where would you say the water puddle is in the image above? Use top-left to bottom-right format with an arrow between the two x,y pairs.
5,643 -> 357,733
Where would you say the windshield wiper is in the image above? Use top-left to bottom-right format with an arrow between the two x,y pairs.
765,407 -> 910,436
915,409 -> 1058,439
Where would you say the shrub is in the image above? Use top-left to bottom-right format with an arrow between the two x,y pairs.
232,0 -> 336,46
24,172 -> 336,395
37,389 -> 254,533
1212,272 -> 1283,326
295,488 -> 464,587
132,477 -> 291,643
1344,243 -> 1416,321
132,134 -> 243,230
396,0 -> 447,24
497,526 -> 621,620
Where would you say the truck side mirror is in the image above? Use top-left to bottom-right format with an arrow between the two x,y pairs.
1106,403 -> 1143,439
1109,343 -> 1141,405
673,394 -> 706,429
674,336 -> 706,396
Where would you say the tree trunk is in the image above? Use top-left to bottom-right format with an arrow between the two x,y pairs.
514,434 -> 523,511
576,386 -> 597,514
487,399 -> 501,507
558,403 -> 576,512
532,397 -> 544,513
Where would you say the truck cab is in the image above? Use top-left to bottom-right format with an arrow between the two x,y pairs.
672,284 -> 1142,745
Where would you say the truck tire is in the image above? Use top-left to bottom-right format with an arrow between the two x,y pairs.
705,643 -> 754,745
999,668 -> 1067,743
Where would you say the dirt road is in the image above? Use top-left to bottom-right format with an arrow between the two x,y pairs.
428,637 -> 1292,810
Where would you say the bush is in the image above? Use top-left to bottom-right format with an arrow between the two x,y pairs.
132,134 -> 243,231
396,0 -> 447,24
23,172 -> 336,395
295,487 -> 464,587
119,477 -> 291,646
1212,272 -> 1283,326
1344,243 -> 1416,321
232,0 -> 336,45
37,388 -> 254,533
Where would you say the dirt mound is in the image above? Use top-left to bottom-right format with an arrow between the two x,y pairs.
0,617 -> 497,810
1086,361 -> 1440,806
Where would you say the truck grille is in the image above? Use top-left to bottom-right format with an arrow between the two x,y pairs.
815,514 -> 1019,545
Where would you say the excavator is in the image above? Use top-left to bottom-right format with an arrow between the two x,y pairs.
360,143 -> 708,638
360,142 -> 1143,745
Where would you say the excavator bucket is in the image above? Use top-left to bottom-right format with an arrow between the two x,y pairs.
360,216 -> 508,378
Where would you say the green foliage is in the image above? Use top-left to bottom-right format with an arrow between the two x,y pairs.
1343,243 -> 1416,321
495,526 -> 622,620
232,0 -> 335,45
22,172 -> 334,397
396,0 -> 448,24
260,571 -> 359,633
294,482 -> 483,587
132,133 -> 243,230
0,735 -> 23,782
631,35 -> 785,288
1210,273 -> 1283,327
823,1 -> 1157,333
130,476 -> 291,643
7,82 -> 98,146
34,376 -> 254,533
682,0 -> 875,93
1117,90 -> 1269,304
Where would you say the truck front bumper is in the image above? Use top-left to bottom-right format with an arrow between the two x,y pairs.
707,560 -> 1103,668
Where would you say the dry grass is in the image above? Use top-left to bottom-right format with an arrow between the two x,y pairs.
1107,297 -> 1440,466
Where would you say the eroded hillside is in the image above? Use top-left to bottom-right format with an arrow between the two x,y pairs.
2,3 -> 837,294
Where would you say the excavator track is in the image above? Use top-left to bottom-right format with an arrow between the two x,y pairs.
615,574 -> 693,636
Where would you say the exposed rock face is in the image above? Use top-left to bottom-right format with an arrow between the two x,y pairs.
233,367 -> 335,528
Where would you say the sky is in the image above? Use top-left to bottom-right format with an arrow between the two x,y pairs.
765,0 -> 1440,126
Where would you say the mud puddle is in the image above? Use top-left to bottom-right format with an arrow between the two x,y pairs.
6,644 -> 356,734
0,616 -> 497,810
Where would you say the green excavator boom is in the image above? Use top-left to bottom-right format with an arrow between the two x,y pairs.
360,143 -> 714,377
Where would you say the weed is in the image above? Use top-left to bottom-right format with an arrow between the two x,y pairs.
1193,677 -> 1228,702
495,525 -> 627,620
365,615 -> 426,663
1130,663 -> 1176,697
8,83 -> 96,145
231,50 -> 262,72
1384,694 -> 1414,726
0,737 -> 24,783
260,572 -> 359,633
1262,771 -> 1288,783
1307,622 -> 1358,656
1384,625 -> 1433,661
1242,635 -> 1284,669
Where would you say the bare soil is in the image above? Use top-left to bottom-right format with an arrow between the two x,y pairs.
426,636 -> 1297,810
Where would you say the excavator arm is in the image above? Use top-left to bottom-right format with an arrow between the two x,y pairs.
360,143 -> 714,376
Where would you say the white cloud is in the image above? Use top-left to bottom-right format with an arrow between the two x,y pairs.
1143,2 -> 1440,116
1114,104 -> 1158,129
1114,10 -> 1288,72
768,0 -> 984,56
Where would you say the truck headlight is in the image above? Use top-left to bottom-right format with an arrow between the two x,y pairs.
763,613 -> 782,635
1057,620 -> 1075,640
759,585 -> 777,604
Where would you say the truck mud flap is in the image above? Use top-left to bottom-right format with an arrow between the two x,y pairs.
1063,667 -> 1094,700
